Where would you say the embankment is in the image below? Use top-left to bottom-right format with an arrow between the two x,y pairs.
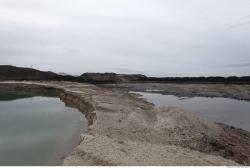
0,81 -> 249,166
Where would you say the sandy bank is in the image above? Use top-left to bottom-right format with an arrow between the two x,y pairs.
0,81 -> 249,166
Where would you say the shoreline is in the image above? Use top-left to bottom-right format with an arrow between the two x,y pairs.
0,81 -> 249,165
100,83 -> 250,101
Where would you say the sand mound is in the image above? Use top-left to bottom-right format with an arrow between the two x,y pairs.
63,134 -> 238,166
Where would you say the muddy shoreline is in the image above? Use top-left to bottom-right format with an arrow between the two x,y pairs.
100,83 -> 250,101
0,81 -> 250,165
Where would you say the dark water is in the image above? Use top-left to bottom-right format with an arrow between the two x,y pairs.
133,91 -> 250,131
0,92 -> 87,166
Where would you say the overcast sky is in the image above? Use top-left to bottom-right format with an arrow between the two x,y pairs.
0,0 -> 250,76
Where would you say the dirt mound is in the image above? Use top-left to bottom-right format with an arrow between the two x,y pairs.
63,134 -> 238,166
0,65 -> 59,81
80,73 -> 147,83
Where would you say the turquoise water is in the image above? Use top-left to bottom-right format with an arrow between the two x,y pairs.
0,92 -> 87,166
133,92 -> 250,131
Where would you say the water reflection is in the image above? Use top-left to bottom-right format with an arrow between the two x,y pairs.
0,92 -> 87,166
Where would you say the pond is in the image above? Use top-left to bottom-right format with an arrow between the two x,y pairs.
0,91 -> 87,166
132,91 -> 250,132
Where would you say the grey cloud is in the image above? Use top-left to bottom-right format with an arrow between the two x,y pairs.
227,20 -> 250,30
0,0 -> 250,76
219,63 -> 250,68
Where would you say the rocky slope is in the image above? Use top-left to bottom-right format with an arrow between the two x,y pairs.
0,65 -> 146,84
0,65 -> 59,81
0,81 -> 249,165
0,65 -> 85,82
